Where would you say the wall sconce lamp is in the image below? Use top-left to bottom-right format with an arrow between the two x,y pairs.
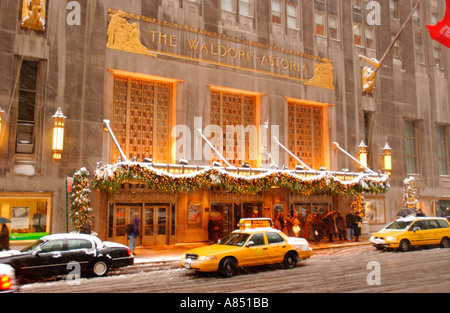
358,140 -> 368,171
52,108 -> 66,160
383,143 -> 392,175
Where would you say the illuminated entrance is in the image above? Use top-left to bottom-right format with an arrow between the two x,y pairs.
108,202 -> 172,246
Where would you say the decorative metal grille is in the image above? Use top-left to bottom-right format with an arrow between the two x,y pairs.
288,102 -> 324,170
113,75 -> 172,163
210,90 -> 257,167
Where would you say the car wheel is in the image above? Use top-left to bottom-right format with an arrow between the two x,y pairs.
440,237 -> 450,249
283,252 -> 298,269
219,257 -> 237,278
91,260 -> 110,277
398,239 -> 411,252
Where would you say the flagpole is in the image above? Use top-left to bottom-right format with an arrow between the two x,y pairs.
374,0 -> 423,73
272,136 -> 313,171
197,129 -> 234,168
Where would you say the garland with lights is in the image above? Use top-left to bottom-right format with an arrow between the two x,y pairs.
70,167 -> 95,231
91,163 -> 390,197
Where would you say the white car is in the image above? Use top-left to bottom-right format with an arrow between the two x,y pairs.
0,264 -> 17,293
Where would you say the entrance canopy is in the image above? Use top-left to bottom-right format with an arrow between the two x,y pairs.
92,161 -> 390,197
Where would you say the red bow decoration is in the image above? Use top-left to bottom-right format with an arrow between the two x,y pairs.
427,0 -> 450,48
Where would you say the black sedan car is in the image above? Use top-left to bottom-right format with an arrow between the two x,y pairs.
0,233 -> 134,279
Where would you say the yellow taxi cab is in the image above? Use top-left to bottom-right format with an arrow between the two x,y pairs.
180,218 -> 313,277
370,216 -> 450,252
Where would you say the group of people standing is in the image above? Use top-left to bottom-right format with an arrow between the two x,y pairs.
274,209 -> 363,243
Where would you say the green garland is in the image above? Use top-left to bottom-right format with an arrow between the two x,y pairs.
91,163 -> 390,197
70,168 -> 94,231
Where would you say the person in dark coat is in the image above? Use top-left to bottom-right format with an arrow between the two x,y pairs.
335,213 -> 346,241
0,224 -> 10,251
346,210 -> 358,242
324,213 -> 337,242
80,220 -> 94,235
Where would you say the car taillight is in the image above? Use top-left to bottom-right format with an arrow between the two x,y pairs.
126,247 -> 132,256
0,275 -> 12,290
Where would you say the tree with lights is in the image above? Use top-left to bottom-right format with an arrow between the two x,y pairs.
70,167 -> 94,231
402,177 -> 419,209
351,194 -> 365,217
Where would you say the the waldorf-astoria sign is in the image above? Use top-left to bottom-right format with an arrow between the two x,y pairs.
106,9 -> 335,90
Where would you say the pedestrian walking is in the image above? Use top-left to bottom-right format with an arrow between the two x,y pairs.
346,210 -> 358,241
324,212 -> 337,242
128,216 -> 140,254
335,212 -> 346,241
304,212 -> 315,241
0,224 -> 10,251
292,212 -> 301,238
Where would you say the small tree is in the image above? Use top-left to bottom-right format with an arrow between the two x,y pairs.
402,176 -> 419,209
351,194 -> 365,217
70,168 -> 94,231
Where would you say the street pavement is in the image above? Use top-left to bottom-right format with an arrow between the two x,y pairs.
132,234 -> 371,264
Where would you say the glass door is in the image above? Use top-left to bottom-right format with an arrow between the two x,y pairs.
113,204 -> 142,245
142,205 -> 169,246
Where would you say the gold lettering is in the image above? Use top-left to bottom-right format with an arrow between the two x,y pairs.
200,43 -> 209,54
170,35 -> 177,47
239,50 -> 246,61
228,48 -> 237,59
150,30 -> 158,43
261,55 -> 269,67
159,33 -> 167,45
210,43 -> 218,56
187,38 -> 200,50
219,45 -> 227,57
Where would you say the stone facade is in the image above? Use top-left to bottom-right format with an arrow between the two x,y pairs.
0,0 -> 449,243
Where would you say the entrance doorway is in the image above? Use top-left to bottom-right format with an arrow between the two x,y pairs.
109,203 -> 171,246
210,203 -> 263,237
142,205 -> 169,246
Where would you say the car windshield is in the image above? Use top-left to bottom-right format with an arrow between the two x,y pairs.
20,239 -> 44,252
217,233 -> 250,247
385,220 -> 413,230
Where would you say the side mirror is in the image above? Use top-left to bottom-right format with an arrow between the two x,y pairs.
32,248 -> 42,256
246,241 -> 255,247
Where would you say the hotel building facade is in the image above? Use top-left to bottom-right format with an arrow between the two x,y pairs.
0,0 -> 449,245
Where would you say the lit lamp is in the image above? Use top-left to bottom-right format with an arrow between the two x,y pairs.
358,140 -> 368,171
383,143 -> 392,175
52,108 -> 66,160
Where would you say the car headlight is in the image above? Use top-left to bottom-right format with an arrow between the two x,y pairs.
386,236 -> 397,242
370,236 -> 375,241
198,255 -> 217,261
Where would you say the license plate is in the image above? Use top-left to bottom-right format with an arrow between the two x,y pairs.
185,260 -> 191,269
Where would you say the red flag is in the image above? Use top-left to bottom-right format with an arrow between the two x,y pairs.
427,0 -> 450,48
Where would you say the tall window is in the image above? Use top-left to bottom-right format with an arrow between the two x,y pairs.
112,75 -> 173,164
288,102 -> 326,170
16,60 -> 38,155
272,0 -> 282,24
222,0 -> 235,13
314,0 -> 340,39
239,0 -> 252,17
389,0 -> 399,19
405,120 -> 419,174
437,125 -> 449,175
271,0 -> 301,30
352,1 -> 375,48
210,89 -> 257,168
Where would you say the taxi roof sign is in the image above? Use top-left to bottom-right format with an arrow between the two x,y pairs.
238,218 -> 274,230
